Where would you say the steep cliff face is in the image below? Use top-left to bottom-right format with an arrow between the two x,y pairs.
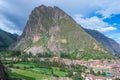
84,28 -> 120,55
13,5 -> 114,59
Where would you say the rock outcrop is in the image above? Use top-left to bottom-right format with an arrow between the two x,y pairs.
0,62 -> 10,80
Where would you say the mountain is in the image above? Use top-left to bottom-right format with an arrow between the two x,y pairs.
13,5 -> 114,59
84,28 -> 120,55
0,29 -> 18,51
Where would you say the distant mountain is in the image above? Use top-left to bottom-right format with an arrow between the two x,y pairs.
84,28 -> 120,55
13,5 -> 114,59
0,29 -> 18,51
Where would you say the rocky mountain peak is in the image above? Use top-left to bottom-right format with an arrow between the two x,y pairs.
22,5 -> 70,37
13,5 -> 114,59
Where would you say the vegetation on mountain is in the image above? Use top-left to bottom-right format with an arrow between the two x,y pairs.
84,28 -> 120,56
0,29 -> 18,51
13,5 -> 115,59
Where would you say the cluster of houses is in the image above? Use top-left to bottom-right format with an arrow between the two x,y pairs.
79,60 -> 120,80
48,57 -> 120,80
84,74 -> 113,80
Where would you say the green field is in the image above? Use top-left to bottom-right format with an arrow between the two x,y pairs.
14,69 -> 51,80
6,62 -> 68,80
13,62 -> 34,68
0,52 -> 85,80
32,67 -> 67,77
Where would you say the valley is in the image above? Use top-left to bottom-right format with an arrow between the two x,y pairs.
0,51 -> 84,80
0,51 -> 120,80
0,3 -> 120,80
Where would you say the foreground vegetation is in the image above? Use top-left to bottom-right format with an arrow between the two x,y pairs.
0,51 -> 87,80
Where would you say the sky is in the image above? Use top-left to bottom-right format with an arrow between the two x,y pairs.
0,0 -> 120,43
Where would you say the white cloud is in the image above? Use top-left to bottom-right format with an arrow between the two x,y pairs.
100,27 -> 116,32
0,0 -> 2,4
0,14 -> 22,34
0,0 -> 3,3
117,38 -> 120,42
106,33 -> 120,44
47,0 -> 120,19
0,0 -> 3,9
74,14 -> 117,32
114,38 -> 120,44
96,0 -> 120,18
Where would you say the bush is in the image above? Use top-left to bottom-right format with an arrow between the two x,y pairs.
9,63 -> 13,67
15,66 -> 20,69
30,66 -> 34,68
23,66 -> 27,69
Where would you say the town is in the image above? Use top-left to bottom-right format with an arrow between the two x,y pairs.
49,57 -> 120,80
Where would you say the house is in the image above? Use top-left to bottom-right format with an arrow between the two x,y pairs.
112,73 -> 120,79
112,66 -> 120,72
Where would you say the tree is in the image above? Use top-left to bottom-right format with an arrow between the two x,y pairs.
90,69 -> 95,75
73,72 -> 84,80
101,72 -> 106,76
97,71 -> 101,76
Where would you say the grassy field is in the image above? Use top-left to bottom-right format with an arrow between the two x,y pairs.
6,62 -> 68,80
7,70 -> 36,80
14,69 -> 51,80
32,67 -> 67,77
13,62 -> 34,68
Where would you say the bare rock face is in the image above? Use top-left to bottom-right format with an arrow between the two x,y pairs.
32,35 -> 40,43
13,5 -> 113,58
22,5 -> 69,38
25,46 -> 44,55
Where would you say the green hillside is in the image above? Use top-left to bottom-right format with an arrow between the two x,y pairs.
0,29 -> 18,51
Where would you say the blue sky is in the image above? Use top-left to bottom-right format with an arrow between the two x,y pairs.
0,0 -> 120,43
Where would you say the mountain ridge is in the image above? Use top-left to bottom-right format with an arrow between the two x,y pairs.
84,28 -> 120,55
0,29 -> 18,51
13,5 -> 114,59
